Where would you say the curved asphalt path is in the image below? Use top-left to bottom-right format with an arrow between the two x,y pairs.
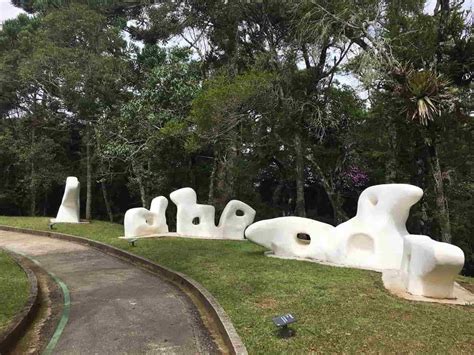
0,230 -> 217,354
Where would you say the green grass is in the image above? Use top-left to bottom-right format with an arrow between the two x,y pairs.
0,216 -> 473,353
0,249 -> 30,333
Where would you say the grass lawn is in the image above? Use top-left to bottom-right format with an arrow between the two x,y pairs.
0,216 -> 473,353
0,249 -> 30,333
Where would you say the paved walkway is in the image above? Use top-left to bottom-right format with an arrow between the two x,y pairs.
0,230 -> 217,354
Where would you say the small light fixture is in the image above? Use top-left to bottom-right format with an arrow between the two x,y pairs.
272,313 -> 297,338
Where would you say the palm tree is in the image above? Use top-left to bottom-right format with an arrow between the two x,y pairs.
389,65 -> 457,243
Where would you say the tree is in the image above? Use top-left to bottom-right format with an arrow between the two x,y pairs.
97,46 -> 202,208
19,4 -> 131,219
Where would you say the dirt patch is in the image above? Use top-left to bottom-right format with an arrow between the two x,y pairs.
459,282 -> 474,294
255,297 -> 279,310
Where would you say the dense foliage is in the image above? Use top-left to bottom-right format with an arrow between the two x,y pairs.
0,1 -> 472,274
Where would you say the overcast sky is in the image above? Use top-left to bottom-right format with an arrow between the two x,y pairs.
0,0 -> 25,25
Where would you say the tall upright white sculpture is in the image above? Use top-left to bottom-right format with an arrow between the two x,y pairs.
124,196 -> 169,238
170,188 -> 219,238
170,187 -> 256,239
51,176 -> 80,223
245,184 -> 467,300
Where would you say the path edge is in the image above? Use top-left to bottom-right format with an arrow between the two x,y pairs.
0,249 -> 40,353
0,225 -> 248,355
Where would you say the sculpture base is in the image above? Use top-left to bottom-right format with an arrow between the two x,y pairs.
382,270 -> 474,305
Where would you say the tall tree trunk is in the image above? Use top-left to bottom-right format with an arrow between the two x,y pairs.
85,126 -> 92,220
327,192 -> 348,225
208,156 -> 217,204
131,161 -> 147,208
188,157 -> 196,189
137,175 -> 146,208
29,128 -> 36,216
415,141 -> 431,235
428,142 -> 451,243
215,156 -> 233,210
435,0 -> 450,65
211,144 -> 237,211
272,181 -> 285,216
294,131 -> 306,217
385,118 -> 398,183
101,180 -> 113,222
306,153 -> 348,224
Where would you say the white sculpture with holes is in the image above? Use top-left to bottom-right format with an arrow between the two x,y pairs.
51,176 -> 81,223
245,216 -> 334,260
170,187 -> 256,239
329,184 -> 424,270
124,196 -> 169,238
246,184 -> 423,270
245,184 -> 467,300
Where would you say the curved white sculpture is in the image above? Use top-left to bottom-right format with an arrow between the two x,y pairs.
400,234 -> 464,298
124,196 -> 169,238
246,184 -> 423,270
170,188 -> 219,238
170,187 -> 255,239
245,217 -> 334,260
218,200 -> 257,240
330,184 -> 424,270
52,176 -> 80,223
245,183 -> 467,300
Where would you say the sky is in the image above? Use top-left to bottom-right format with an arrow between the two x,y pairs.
0,0 -> 25,25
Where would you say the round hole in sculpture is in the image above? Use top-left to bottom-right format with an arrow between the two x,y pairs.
368,194 -> 378,206
296,233 -> 311,245
192,217 -> 200,225
347,234 -> 374,261
236,209 -> 245,216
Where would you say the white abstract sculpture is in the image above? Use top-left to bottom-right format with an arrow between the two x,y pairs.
170,187 -> 256,239
124,196 -> 169,238
51,176 -> 80,223
246,184 -> 423,270
245,183 -> 467,300
400,234 -> 464,298
245,217 -> 334,260
330,184 -> 424,270
218,200 -> 258,240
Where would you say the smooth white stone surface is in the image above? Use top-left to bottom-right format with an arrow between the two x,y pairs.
400,234 -> 464,298
218,200 -> 256,240
52,176 -> 80,223
124,196 -> 169,238
246,184 -> 424,270
330,184 -> 424,270
169,187 -> 255,239
245,216 -> 334,260
245,184 -> 467,300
